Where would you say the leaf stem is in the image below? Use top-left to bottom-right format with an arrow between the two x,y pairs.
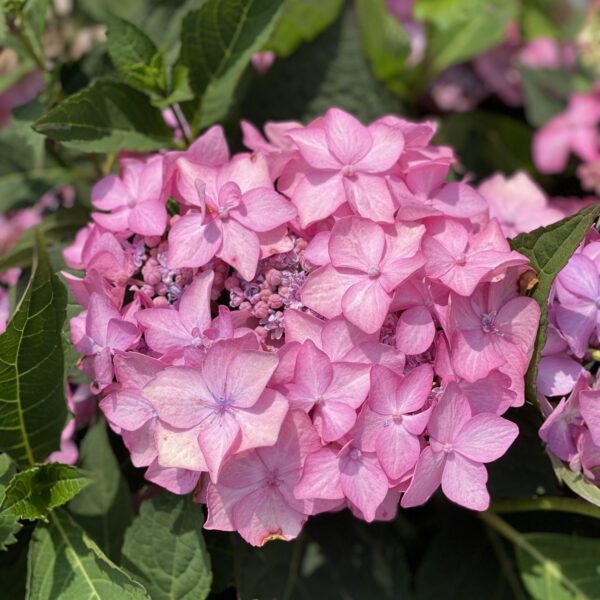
171,103 -> 192,146
490,496 -> 600,520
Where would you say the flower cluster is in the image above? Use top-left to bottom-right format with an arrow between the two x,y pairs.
537,227 -> 600,482
65,108 -> 541,546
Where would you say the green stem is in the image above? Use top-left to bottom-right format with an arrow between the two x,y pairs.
171,103 -> 191,146
486,526 -> 528,600
491,496 -> 600,521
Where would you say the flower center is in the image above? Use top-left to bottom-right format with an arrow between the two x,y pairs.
368,266 -> 380,279
349,448 -> 362,460
341,164 -> 356,177
481,311 -> 497,334
456,253 -> 467,266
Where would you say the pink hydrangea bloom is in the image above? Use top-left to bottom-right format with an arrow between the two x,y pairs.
533,92 -> 600,174
401,383 -> 518,510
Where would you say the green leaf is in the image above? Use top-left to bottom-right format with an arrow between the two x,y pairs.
0,205 -> 90,272
510,204 -> 600,406
106,16 -> 166,95
33,79 -> 173,152
267,0 -> 344,57
549,452 -> 600,510
68,420 -> 132,562
520,67 -> 571,127
0,231 -> 68,467
0,128 -> 69,212
152,64 -> 195,109
179,0 -> 285,129
516,533 -> 600,599
355,0 -> 411,96
27,509 -> 150,599
241,5 -> 400,124
0,454 -> 21,550
1,464 -> 90,521
121,494 -> 212,600
417,0 -> 518,73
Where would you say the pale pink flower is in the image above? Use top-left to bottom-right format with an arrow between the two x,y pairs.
142,337 -> 288,481
284,108 -> 405,226
92,155 -> 167,236
402,383 -> 518,510
478,172 -> 564,237
301,216 -> 425,333
533,92 -> 600,174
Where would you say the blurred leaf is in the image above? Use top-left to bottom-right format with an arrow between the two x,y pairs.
436,111 -> 534,178
33,79 -> 173,152
510,204 -> 600,407
417,0 -> 518,73
0,454 -> 21,549
416,517 -> 514,600
121,494 -> 212,600
27,509 -> 150,599
520,67 -> 571,127
152,64 -> 195,108
1,464 -> 90,521
69,420 -> 132,562
0,205 -> 90,272
106,16 -> 165,95
179,0 -> 285,130
0,231 -> 68,467
356,0 -> 411,96
241,5 -> 400,125
0,128 -> 69,212
267,0 -> 344,57
516,533 -> 600,599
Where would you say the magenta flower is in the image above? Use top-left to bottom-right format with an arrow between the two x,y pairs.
283,340 -> 370,442
284,108 -> 405,227
402,383 -> 518,511
92,155 -> 167,236
554,253 -> 600,357
533,92 -> 600,174
142,338 -> 288,481
354,365 -> 432,480
301,216 -> 425,333
168,156 -> 297,280
448,277 -> 540,382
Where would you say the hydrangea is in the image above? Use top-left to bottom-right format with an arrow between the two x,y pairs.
65,108 -> 541,546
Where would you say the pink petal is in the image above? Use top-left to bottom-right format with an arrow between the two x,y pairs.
136,308 -> 190,354
580,390 -> 600,446
396,364 -> 434,413
145,460 -> 200,494
537,355 -> 584,397
428,382 -> 472,444
226,350 -> 279,408
451,329 -> 506,382
168,213 -> 222,268
343,174 -> 396,223
396,306 -> 436,354
400,446 -> 445,508
314,401 -> 358,442
376,425 -> 421,480
324,108 -> 372,165
233,188 -> 297,232
287,125 -> 341,170
369,366 -> 402,414
433,182 -> 488,218
129,200 -> 167,236
329,217 -> 385,272
454,414 -> 518,462
198,411 -> 242,481
236,389 -> 288,452
294,448 -> 344,500
342,279 -> 391,334
218,218 -> 260,281
99,389 -> 155,430
441,453 -> 489,511
155,423 -> 208,471
292,171 -> 346,228
356,122 -> 405,173
293,340 -> 333,398
179,269 -> 214,333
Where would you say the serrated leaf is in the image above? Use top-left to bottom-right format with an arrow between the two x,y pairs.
27,509 -> 150,599
179,0 -> 285,129
0,128 -> 69,212
69,420 -> 132,562
241,5 -> 400,124
267,0 -> 344,57
33,79 -> 173,152
356,0 -> 411,96
152,64 -> 195,109
0,205 -> 90,272
106,16 -> 165,95
510,205 -> 600,407
0,231 -> 68,467
516,533 -> 600,599
0,454 -> 20,550
1,463 -> 90,521
121,494 -> 212,600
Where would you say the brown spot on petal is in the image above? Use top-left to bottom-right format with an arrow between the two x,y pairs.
260,531 -> 286,545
